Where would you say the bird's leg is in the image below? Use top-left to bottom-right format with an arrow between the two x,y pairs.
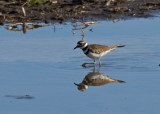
99,58 -> 101,67
93,59 -> 96,64
97,66 -> 101,73
93,66 -> 96,72
82,59 -> 96,67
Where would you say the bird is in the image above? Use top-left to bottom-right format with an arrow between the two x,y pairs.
74,40 -> 125,67
74,69 -> 125,91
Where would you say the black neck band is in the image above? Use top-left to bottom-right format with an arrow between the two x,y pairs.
82,46 -> 88,51
84,49 -> 89,55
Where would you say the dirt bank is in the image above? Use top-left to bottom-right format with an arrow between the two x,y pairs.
0,0 -> 160,24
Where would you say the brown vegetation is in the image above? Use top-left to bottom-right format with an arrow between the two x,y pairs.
0,0 -> 160,24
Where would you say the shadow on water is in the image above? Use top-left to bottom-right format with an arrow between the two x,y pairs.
4,21 -> 99,36
5,22 -> 50,34
74,67 -> 126,91
5,94 -> 34,100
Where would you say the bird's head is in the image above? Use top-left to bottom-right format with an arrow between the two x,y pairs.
74,40 -> 88,49
74,83 -> 88,92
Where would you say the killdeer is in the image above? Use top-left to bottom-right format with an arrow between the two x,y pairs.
74,70 -> 125,91
74,40 -> 125,67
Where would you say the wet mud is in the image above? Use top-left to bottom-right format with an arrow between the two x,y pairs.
0,0 -> 160,24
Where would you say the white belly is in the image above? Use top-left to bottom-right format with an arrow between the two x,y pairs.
86,50 -> 111,59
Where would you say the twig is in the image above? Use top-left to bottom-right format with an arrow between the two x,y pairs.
81,22 -> 99,26
22,7 -> 26,17
106,0 -> 112,6
80,27 -> 85,41
21,0 -> 29,17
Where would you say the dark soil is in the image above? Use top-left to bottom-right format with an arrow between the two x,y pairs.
0,0 -> 160,24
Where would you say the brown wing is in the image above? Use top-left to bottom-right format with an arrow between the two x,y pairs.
88,44 -> 112,54
83,72 -> 125,86
88,44 -> 125,54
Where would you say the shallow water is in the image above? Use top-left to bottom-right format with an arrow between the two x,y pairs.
0,18 -> 160,114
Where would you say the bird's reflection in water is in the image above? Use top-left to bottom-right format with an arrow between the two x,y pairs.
74,67 -> 126,91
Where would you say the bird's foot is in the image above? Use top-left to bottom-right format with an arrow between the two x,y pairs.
82,62 -> 96,68
82,63 -> 87,67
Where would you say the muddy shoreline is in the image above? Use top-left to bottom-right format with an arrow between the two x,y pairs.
0,0 -> 160,24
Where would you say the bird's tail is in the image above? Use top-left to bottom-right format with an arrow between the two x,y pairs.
116,80 -> 126,83
117,45 -> 126,48
111,45 -> 126,49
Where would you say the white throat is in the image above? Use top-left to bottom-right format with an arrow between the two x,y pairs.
80,43 -> 88,49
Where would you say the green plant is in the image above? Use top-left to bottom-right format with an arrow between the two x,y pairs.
27,0 -> 49,5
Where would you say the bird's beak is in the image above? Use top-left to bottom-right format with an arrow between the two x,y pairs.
74,83 -> 79,86
74,45 -> 79,50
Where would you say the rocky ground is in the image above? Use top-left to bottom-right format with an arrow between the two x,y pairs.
0,0 -> 160,24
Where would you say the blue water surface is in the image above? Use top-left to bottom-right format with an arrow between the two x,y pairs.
0,18 -> 160,114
